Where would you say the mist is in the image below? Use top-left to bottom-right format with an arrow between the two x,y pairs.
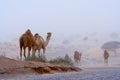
0,0 -> 120,41
0,0 -> 120,67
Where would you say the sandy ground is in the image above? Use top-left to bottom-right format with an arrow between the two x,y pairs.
0,57 -> 119,80
0,56 -> 81,79
0,40 -> 120,80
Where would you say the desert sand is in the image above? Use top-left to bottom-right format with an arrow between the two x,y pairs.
0,56 -> 81,79
0,56 -> 120,80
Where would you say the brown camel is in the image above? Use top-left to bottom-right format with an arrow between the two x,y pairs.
32,32 -> 52,56
19,29 -> 35,60
74,51 -> 82,65
104,50 -> 109,65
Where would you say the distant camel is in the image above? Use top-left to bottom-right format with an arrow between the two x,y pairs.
19,29 -> 35,60
74,51 -> 82,64
32,32 -> 52,56
104,50 -> 109,65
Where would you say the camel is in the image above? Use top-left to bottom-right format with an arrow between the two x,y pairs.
19,29 -> 35,60
32,32 -> 52,56
104,50 -> 109,65
74,51 -> 82,65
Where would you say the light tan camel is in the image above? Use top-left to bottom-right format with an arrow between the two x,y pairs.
32,32 -> 52,56
104,50 -> 109,65
19,29 -> 35,60
74,51 -> 82,65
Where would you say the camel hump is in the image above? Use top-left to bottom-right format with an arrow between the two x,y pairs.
25,29 -> 31,34
34,33 -> 39,36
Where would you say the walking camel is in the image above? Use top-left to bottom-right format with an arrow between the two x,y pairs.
32,32 -> 52,56
19,29 -> 35,60
74,51 -> 82,65
104,50 -> 109,65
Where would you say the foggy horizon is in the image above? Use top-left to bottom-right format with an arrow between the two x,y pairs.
0,0 -> 120,42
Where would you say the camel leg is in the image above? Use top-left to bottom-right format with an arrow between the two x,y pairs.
104,59 -> 108,66
32,48 -> 36,56
43,48 -> 46,54
38,50 -> 41,56
104,59 -> 106,64
38,50 -> 40,54
106,59 -> 108,65
24,47 -> 26,59
79,59 -> 81,66
28,47 -> 31,57
42,48 -> 46,60
20,47 -> 22,61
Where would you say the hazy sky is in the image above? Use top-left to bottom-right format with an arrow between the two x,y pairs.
0,0 -> 120,41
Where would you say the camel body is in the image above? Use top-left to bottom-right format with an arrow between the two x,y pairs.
74,51 -> 82,64
19,29 -> 35,60
32,32 -> 52,56
104,50 -> 109,64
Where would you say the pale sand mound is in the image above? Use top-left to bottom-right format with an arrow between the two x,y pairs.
0,57 -> 81,76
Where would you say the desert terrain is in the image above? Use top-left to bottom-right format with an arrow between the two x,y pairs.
0,33 -> 120,79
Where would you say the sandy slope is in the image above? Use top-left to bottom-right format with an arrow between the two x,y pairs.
0,56 -> 81,79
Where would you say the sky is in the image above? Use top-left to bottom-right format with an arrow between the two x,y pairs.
0,0 -> 120,41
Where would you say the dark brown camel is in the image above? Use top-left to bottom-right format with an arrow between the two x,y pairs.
74,51 -> 82,65
19,29 -> 35,60
104,50 -> 109,65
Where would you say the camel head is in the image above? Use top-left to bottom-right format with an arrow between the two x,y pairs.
44,32 -> 52,47
47,32 -> 52,40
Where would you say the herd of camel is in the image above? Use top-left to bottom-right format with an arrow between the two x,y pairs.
73,50 -> 109,65
19,29 -> 51,60
19,29 -> 110,65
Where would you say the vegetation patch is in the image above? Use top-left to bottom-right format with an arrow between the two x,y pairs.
49,56 -> 73,65
25,54 -> 47,63
25,53 -> 73,66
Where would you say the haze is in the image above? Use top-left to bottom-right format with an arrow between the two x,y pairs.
0,0 -> 120,41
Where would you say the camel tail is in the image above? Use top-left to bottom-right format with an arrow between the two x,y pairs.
19,37 -> 23,50
19,37 -> 23,60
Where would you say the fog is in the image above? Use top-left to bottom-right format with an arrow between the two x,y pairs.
0,0 -> 120,67
0,0 -> 120,41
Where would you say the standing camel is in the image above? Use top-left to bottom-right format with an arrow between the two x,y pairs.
19,29 -> 35,60
32,32 -> 52,56
74,51 -> 82,65
104,50 -> 109,65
